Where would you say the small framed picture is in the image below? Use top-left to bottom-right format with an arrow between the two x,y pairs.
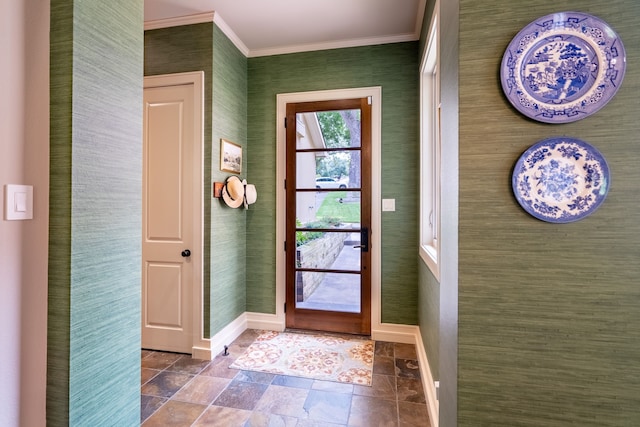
220,139 -> 242,174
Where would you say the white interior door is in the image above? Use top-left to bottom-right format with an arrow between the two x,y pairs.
142,77 -> 200,354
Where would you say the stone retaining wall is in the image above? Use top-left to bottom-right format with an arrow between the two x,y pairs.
296,231 -> 348,300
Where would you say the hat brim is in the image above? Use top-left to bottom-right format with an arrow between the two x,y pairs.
244,184 -> 257,207
222,185 -> 243,208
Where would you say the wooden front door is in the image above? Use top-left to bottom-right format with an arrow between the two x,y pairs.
285,98 -> 372,335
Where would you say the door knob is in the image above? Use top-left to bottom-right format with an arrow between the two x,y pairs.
359,227 -> 369,252
181,249 -> 191,257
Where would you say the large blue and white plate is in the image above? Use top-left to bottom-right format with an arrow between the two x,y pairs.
512,137 -> 610,223
501,12 -> 626,123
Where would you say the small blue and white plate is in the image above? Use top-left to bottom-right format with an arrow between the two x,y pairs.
501,11 -> 626,123
512,137 -> 610,223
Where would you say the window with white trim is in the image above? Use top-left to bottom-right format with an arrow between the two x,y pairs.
419,7 -> 440,279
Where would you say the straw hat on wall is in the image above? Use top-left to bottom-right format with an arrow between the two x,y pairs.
222,175 -> 244,208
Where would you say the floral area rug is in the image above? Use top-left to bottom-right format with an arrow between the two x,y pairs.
230,331 -> 374,386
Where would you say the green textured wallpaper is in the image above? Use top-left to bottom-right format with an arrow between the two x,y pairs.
48,0 -> 143,425
247,43 -> 420,324
145,22 -> 214,337
458,1 -> 640,425
210,24 -> 248,335
48,1 -> 73,423
418,259 -> 440,380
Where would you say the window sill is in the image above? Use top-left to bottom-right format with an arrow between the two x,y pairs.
419,244 -> 439,281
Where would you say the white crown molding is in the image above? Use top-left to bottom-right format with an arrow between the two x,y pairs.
145,8 -> 423,59
212,13 -> 250,57
248,33 -> 418,58
144,11 -> 215,31
144,11 -> 250,57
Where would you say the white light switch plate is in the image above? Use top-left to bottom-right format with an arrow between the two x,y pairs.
382,198 -> 395,212
4,184 -> 33,220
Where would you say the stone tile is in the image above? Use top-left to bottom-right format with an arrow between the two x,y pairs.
141,371 -> 193,398
348,395 -> 398,427
375,341 -> 395,358
398,401 -> 430,427
224,329 -> 263,357
311,380 -> 354,394
141,368 -> 160,385
272,374 -> 314,389
200,354 -> 240,379
141,351 -> 183,370
244,411 -> 299,427
373,356 -> 396,376
354,374 -> 396,400
172,375 -> 230,405
304,389 -> 352,425
165,355 -> 211,375
254,385 -> 310,418
140,394 -> 166,423
141,400 -> 206,427
235,369 -> 276,384
296,420 -> 347,427
192,405 -> 252,427
396,377 -> 426,404
139,336 -> 418,427
213,380 -> 268,410
393,343 -> 417,360
395,359 -> 421,380
236,328 -> 263,344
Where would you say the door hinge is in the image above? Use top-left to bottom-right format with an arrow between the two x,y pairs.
284,179 -> 286,189
367,96 -> 372,105
284,303 -> 287,313
284,241 -> 287,251
284,117 -> 287,128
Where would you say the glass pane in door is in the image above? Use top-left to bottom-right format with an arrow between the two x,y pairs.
295,272 -> 361,313
293,110 -> 363,313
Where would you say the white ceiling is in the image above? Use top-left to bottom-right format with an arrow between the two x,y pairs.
144,0 -> 426,57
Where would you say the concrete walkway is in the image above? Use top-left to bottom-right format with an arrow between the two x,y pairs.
296,232 -> 362,313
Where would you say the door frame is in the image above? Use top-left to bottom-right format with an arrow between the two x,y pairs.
143,71 -> 210,358
275,87 -> 382,335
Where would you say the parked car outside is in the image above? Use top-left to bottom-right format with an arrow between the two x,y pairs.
315,177 -> 347,189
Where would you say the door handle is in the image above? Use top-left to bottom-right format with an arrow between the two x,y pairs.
181,249 -> 191,257
353,228 -> 369,252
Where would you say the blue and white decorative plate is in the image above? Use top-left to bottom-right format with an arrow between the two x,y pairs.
512,137 -> 609,223
501,12 -> 626,123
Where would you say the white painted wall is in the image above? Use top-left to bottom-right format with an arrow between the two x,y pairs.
0,2 -> 26,423
0,1 -> 49,426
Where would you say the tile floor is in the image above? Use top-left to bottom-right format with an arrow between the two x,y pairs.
141,329 -> 430,426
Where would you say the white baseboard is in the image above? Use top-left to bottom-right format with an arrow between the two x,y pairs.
207,313 -> 248,359
371,322 -> 439,427
245,311 -> 285,331
191,342 -> 212,360
205,311 -> 285,359
414,330 -> 439,427
372,322 -> 419,344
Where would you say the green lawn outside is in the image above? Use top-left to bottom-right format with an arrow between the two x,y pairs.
316,191 -> 360,223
